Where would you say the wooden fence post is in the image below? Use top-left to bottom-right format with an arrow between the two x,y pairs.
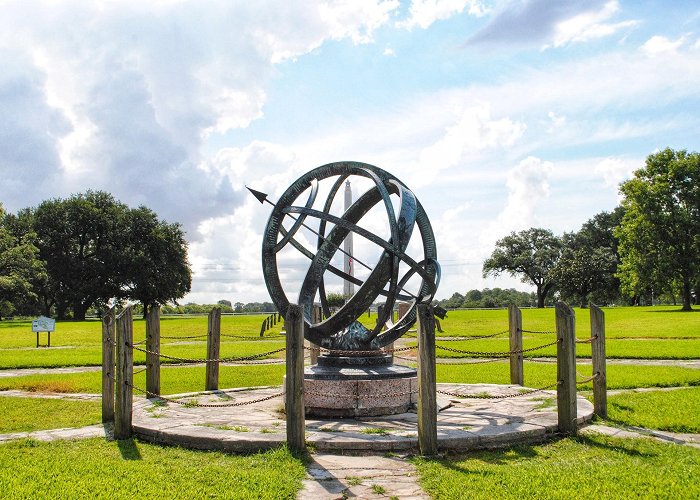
590,304 -> 607,419
508,304 -> 523,385
417,303 -> 438,456
146,306 -> 160,397
309,305 -> 322,365
102,306 -> 116,423
206,307 -> 222,391
555,302 -> 577,436
285,303 -> 305,453
115,306 -> 134,440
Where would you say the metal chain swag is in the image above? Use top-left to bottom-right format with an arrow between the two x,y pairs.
437,380 -> 562,401
434,338 -> 561,358
127,382 -> 284,408
127,343 -> 286,364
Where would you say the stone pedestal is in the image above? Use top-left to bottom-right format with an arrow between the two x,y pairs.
303,354 -> 417,417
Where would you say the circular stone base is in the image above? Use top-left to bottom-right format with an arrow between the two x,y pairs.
130,383 -> 595,453
303,363 -> 417,417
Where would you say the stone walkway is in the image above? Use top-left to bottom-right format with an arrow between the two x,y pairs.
301,453 -> 427,499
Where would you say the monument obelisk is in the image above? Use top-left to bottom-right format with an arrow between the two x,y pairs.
343,180 -> 354,299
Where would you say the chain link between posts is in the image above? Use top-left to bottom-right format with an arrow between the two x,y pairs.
127,343 -> 286,364
127,382 -> 284,408
432,330 -> 509,341
437,380 -> 562,401
434,338 -> 561,358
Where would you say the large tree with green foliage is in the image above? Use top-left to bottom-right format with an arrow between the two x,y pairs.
616,148 -> 700,311
483,228 -> 562,308
553,208 -> 624,308
0,205 -> 46,319
32,191 -> 128,320
120,205 -> 191,314
23,191 -> 192,320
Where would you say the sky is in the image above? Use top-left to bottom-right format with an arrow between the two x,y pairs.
1,0 -> 699,305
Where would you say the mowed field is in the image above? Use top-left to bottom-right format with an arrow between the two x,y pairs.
1,306 -> 698,498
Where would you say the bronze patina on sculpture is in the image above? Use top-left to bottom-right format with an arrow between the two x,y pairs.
250,161 -> 440,416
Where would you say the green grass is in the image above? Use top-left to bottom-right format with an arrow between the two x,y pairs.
435,361 -> 700,391
605,387 -> 700,433
0,314 -> 283,369
0,438 -> 305,499
0,397 -> 102,433
424,336 -> 700,359
413,434 -> 700,499
0,364 -> 287,395
1,362 -> 697,395
2,307 -> 698,368
438,306 -> 700,339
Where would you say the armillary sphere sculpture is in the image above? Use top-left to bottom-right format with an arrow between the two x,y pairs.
250,161 -> 440,353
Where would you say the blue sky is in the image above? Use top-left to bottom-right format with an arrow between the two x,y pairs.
1,0 -> 699,304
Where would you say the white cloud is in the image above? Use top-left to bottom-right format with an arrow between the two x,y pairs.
548,1 -> 639,48
594,157 -> 637,189
487,156 -> 553,239
641,35 -> 688,56
0,0 -> 399,231
418,103 -> 526,174
398,0 -> 489,30
319,0 -> 400,44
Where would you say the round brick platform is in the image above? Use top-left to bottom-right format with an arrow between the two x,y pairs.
131,383 -> 594,453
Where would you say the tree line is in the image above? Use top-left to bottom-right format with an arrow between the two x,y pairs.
481,149 -> 699,311
0,191 -> 191,320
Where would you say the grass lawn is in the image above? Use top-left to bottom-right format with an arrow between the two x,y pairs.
604,387 -> 700,433
0,396 -> 102,433
438,306 -> 700,339
0,364 -> 287,395
424,336 -> 700,359
1,307 -> 698,368
1,362 -> 697,395
0,438 -> 305,499
414,434 -> 700,499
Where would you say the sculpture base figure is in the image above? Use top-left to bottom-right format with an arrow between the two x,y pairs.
303,355 -> 417,417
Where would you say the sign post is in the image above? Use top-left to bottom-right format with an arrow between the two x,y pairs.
32,316 -> 56,347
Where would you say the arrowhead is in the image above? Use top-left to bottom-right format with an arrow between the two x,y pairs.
246,186 -> 269,204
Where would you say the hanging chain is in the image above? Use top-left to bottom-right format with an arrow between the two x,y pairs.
437,380 -> 561,400
128,382 -> 284,408
127,343 -> 286,364
434,339 -> 561,358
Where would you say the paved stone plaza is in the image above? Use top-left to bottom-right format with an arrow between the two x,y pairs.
131,383 -> 594,453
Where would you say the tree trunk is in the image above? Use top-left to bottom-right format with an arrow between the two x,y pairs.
73,301 -> 89,321
681,279 -> 692,311
56,302 -> 68,320
536,285 -> 545,308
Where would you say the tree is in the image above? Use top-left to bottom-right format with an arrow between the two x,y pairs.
553,234 -> 618,308
0,204 -> 46,319
325,292 -> 346,309
119,206 -> 192,315
616,149 -> 700,311
483,228 -> 562,308
32,191 -> 127,320
553,208 -> 624,308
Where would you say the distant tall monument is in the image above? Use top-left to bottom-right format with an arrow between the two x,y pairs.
343,180 -> 354,298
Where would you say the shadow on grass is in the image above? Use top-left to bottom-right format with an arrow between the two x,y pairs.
416,433 -> 658,475
645,308 -> 699,313
117,438 -> 142,460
